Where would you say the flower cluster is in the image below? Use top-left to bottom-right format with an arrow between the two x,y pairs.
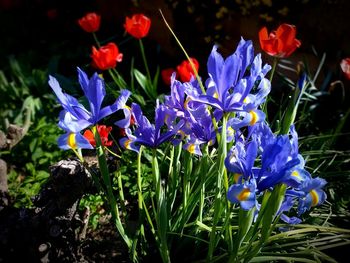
50,34 -> 326,225
226,123 -> 327,222
116,37 -> 326,219
77,12 -> 151,71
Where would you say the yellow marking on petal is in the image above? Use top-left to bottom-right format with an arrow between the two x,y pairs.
124,105 -> 131,110
310,190 -> 319,207
233,173 -> 242,183
228,126 -> 235,136
213,91 -> 219,99
249,110 -> 258,126
177,130 -> 185,139
184,97 -> 191,110
67,133 -> 77,149
187,144 -> 196,154
98,73 -> 104,79
291,170 -> 301,179
237,188 -> 250,201
124,139 -> 132,149
164,114 -> 169,124
208,139 -> 215,146
243,97 -> 250,104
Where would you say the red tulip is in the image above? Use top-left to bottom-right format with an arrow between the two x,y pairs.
83,125 -> 113,147
124,14 -> 151,39
161,68 -> 176,86
176,58 -> 199,82
259,23 -> 301,58
91,42 -> 123,71
78,12 -> 101,33
340,58 -> 350,80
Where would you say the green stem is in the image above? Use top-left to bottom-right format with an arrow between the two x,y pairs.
207,114 -> 228,261
139,39 -> 152,83
137,146 -> 144,211
93,126 -> 131,248
269,57 -> 278,83
198,145 -> 209,223
159,10 -> 205,94
152,149 -> 171,263
116,170 -> 127,216
92,32 -> 101,47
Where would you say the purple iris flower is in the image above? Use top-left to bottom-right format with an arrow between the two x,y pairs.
189,38 -> 271,114
278,196 -> 302,224
227,179 -> 257,210
57,132 -> 93,150
225,140 -> 258,182
49,68 -> 131,132
256,135 -> 300,191
120,102 -> 184,152
297,177 -> 327,216
164,75 -> 189,119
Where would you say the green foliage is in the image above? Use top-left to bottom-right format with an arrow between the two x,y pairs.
0,57 -> 67,207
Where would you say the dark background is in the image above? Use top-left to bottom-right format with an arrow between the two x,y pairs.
0,0 -> 349,136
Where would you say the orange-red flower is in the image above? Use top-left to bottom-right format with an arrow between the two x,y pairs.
91,42 -> 123,71
259,23 -> 301,58
124,14 -> 151,39
83,125 -> 113,147
78,12 -> 101,33
340,58 -> 350,80
176,58 -> 199,82
161,68 -> 176,86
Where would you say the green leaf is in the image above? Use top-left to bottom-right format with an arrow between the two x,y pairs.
134,69 -> 148,93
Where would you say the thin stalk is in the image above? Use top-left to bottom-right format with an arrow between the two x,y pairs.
269,57 -> 278,83
198,145 -> 209,222
108,69 -> 123,89
159,9 -> 205,94
137,146 -> 144,211
139,39 -> 152,84
92,32 -> 101,47
159,10 -> 220,136
116,170 -> 127,216
207,114 -> 228,261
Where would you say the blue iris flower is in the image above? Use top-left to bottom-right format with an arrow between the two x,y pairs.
49,68 -> 131,150
57,132 -> 93,150
49,68 -> 131,132
297,177 -> 327,216
278,196 -> 302,224
189,38 -> 271,114
227,179 -> 257,210
225,140 -> 258,182
120,102 -> 184,152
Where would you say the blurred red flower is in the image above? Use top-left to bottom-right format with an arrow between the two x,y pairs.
83,125 -> 113,147
91,42 -> 123,70
78,12 -> 101,33
340,58 -> 350,80
124,14 -> 151,39
259,23 -> 301,58
176,58 -> 199,82
161,68 -> 176,86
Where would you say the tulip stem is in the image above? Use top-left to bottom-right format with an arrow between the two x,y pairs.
139,39 -> 152,84
92,32 -> 101,48
269,57 -> 279,83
